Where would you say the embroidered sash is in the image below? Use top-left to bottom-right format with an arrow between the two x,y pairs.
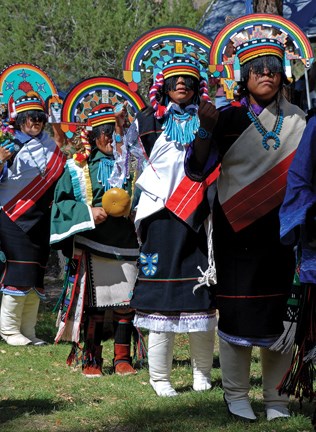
0,133 -> 65,222
217,96 -> 306,232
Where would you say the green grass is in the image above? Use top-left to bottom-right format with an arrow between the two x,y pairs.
0,294 -> 315,432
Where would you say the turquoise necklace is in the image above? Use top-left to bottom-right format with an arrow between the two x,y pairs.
162,106 -> 199,146
97,157 -> 114,191
247,99 -> 284,151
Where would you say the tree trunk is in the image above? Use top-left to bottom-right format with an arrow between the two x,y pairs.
253,0 -> 283,15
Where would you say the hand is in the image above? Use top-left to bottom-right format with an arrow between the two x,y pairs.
198,99 -> 219,132
51,123 -> 65,148
91,206 -> 108,224
114,101 -> 128,129
0,146 -> 13,170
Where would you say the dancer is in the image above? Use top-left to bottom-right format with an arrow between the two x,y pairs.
274,109 -> 316,429
123,27 -> 217,397
50,77 -> 146,377
0,91 -> 65,346
185,14 -> 311,421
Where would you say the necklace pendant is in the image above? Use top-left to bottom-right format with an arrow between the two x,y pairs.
40,168 -> 46,177
262,131 -> 280,151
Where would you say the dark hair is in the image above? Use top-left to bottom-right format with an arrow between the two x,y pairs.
143,73 -> 202,117
238,55 -> 288,97
153,75 -> 200,108
15,110 -> 47,130
165,75 -> 199,93
89,123 -> 115,143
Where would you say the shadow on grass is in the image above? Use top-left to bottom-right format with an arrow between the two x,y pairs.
0,388 -> 314,432
118,397 -> 315,432
0,399 -> 67,424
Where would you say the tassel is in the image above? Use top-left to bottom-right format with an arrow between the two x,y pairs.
270,252 -> 302,353
53,258 -> 72,313
269,320 -> 297,353
132,325 -> 147,365
304,346 -> 316,362
66,342 -> 83,367
277,343 -> 316,402
277,285 -> 316,403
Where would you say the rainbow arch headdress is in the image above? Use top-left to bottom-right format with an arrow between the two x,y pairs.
123,26 -> 212,118
208,13 -> 314,99
122,26 -> 212,91
60,76 -> 146,139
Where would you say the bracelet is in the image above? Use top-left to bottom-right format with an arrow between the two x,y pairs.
114,134 -> 123,143
197,127 -> 212,140
0,160 -> 3,166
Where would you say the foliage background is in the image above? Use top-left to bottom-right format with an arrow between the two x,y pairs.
0,0 -> 206,98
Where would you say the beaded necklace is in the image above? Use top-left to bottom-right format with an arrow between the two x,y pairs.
25,141 -> 48,177
247,99 -> 284,151
97,157 -> 114,191
162,106 -> 199,147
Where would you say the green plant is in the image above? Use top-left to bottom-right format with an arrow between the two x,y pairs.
0,295 -> 315,432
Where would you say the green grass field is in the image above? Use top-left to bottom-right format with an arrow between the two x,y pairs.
0,290 -> 315,432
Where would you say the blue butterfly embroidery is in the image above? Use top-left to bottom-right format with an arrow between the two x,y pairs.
140,252 -> 158,276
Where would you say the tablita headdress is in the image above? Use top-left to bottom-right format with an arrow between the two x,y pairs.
0,62 -> 57,122
61,76 -> 146,137
122,26 -> 212,118
60,76 -> 146,164
208,13 -> 314,100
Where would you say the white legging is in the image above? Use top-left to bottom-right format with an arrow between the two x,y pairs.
148,330 -> 215,389
219,338 -> 292,407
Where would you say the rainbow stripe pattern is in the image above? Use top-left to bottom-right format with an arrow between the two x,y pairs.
122,26 -> 212,91
162,57 -> 201,80
209,14 -> 313,79
87,104 -> 116,128
14,96 -> 45,114
61,76 -> 146,137
208,13 -> 314,98
236,38 -> 285,66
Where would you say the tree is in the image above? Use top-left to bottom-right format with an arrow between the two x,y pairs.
253,0 -> 283,15
0,0 -> 202,94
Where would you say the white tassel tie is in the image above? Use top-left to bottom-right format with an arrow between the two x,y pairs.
193,213 -> 217,294
269,321 -> 296,354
